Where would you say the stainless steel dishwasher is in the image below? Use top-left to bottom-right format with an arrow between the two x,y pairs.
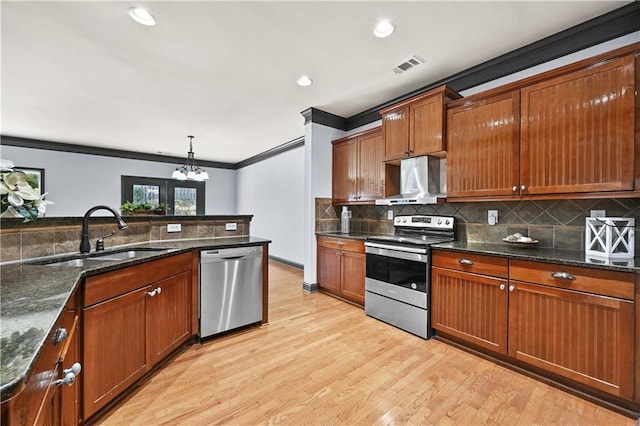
199,246 -> 263,339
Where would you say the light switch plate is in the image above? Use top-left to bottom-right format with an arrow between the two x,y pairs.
590,210 -> 606,218
387,210 -> 394,220
167,224 -> 181,233
225,222 -> 237,231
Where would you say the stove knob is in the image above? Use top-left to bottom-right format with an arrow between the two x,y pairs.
445,219 -> 450,225
437,219 -> 442,224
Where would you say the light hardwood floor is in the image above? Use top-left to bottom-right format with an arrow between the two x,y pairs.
97,262 -> 635,425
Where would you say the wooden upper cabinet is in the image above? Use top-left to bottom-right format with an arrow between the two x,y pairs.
447,91 -> 521,197
356,129 -> 384,201
381,105 -> 410,160
332,139 -> 358,203
381,85 -> 461,161
332,127 -> 384,204
520,55 -> 636,194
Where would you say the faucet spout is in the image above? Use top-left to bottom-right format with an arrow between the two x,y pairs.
80,205 -> 128,253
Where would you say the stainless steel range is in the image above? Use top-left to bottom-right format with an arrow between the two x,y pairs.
364,215 -> 455,338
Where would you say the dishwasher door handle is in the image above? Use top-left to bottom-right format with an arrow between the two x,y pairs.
221,255 -> 246,261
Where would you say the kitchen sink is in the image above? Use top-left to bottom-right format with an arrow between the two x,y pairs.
41,247 -> 174,267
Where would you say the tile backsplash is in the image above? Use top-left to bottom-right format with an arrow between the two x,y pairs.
316,197 -> 640,253
0,216 -> 251,263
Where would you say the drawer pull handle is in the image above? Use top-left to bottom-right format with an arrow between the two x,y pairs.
551,272 -> 576,281
499,284 -> 506,291
458,259 -> 474,265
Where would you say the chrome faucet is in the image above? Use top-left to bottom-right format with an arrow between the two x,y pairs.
79,205 -> 128,253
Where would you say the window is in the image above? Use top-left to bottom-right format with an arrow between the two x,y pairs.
121,176 -> 205,215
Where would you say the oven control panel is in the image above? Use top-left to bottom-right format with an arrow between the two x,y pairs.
393,215 -> 454,230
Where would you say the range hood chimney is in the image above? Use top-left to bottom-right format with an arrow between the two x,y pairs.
376,156 -> 445,205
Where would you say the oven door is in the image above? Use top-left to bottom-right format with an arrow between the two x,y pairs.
364,244 -> 428,308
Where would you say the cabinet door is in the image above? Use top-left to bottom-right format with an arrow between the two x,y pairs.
60,314 -> 80,426
410,95 -> 446,156
147,272 -> 192,367
357,130 -> 385,201
508,281 -> 634,399
432,267 -> 509,354
520,55 -> 635,194
83,289 -> 147,419
340,251 -> 365,305
447,92 -> 520,197
381,106 -> 410,161
332,139 -> 358,203
317,246 -> 341,294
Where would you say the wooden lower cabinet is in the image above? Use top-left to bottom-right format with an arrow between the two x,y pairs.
82,253 -> 193,421
508,280 -> 634,400
431,250 -> 636,403
432,267 -> 508,354
1,295 -> 80,426
83,289 -> 148,419
147,272 -> 191,366
317,236 -> 365,305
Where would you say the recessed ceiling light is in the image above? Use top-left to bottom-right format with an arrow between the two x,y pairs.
374,20 -> 394,38
128,7 -> 156,26
297,76 -> 313,87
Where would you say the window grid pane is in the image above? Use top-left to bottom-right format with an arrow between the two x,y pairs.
174,187 -> 197,216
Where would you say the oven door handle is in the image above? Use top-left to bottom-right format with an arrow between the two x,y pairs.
365,244 -> 428,262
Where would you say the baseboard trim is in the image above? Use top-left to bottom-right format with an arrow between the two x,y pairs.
269,255 -> 303,270
302,282 -> 319,293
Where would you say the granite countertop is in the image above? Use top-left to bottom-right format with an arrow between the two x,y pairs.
433,241 -> 640,273
0,236 -> 270,401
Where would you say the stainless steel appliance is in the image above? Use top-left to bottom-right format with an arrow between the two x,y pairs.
375,156 -> 446,205
364,215 -> 455,338
199,246 -> 263,339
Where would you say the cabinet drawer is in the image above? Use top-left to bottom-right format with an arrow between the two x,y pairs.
432,250 -> 508,278
510,260 -> 634,300
317,236 -> 364,253
84,252 -> 192,306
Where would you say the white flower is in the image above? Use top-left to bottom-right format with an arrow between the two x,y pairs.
0,159 -> 15,171
33,193 -> 54,214
0,159 -> 54,221
0,206 -> 24,218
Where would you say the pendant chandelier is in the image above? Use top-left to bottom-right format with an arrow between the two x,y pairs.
171,135 -> 209,181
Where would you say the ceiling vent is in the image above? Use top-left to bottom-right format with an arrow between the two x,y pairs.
393,56 -> 424,74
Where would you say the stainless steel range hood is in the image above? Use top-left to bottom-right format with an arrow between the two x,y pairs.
376,156 -> 445,205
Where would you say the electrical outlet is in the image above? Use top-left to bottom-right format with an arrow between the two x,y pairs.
590,210 -> 606,218
488,210 -> 498,225
387,210 -> 394,220
167,224 -> 181,233
225,222 -> 237,231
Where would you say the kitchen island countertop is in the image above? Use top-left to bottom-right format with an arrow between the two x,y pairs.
0,236 -> 270,401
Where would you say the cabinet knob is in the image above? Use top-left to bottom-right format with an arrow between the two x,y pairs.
508,285 -> 516,292
55,362 -> 81,387
458,259 -> 474,265
54,327 -> 68,345
551,271 -> 576,281
520,184 -> 527,191
512,186 -> 518,192
148,289 -> 158,297
499,283 -> 506,291
64,362 -> 82,376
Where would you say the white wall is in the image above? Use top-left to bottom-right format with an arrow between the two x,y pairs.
0,145 -> 237,216
236,146 -> 305,265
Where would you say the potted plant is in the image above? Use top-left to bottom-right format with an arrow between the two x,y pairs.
120,201 -> 167,216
